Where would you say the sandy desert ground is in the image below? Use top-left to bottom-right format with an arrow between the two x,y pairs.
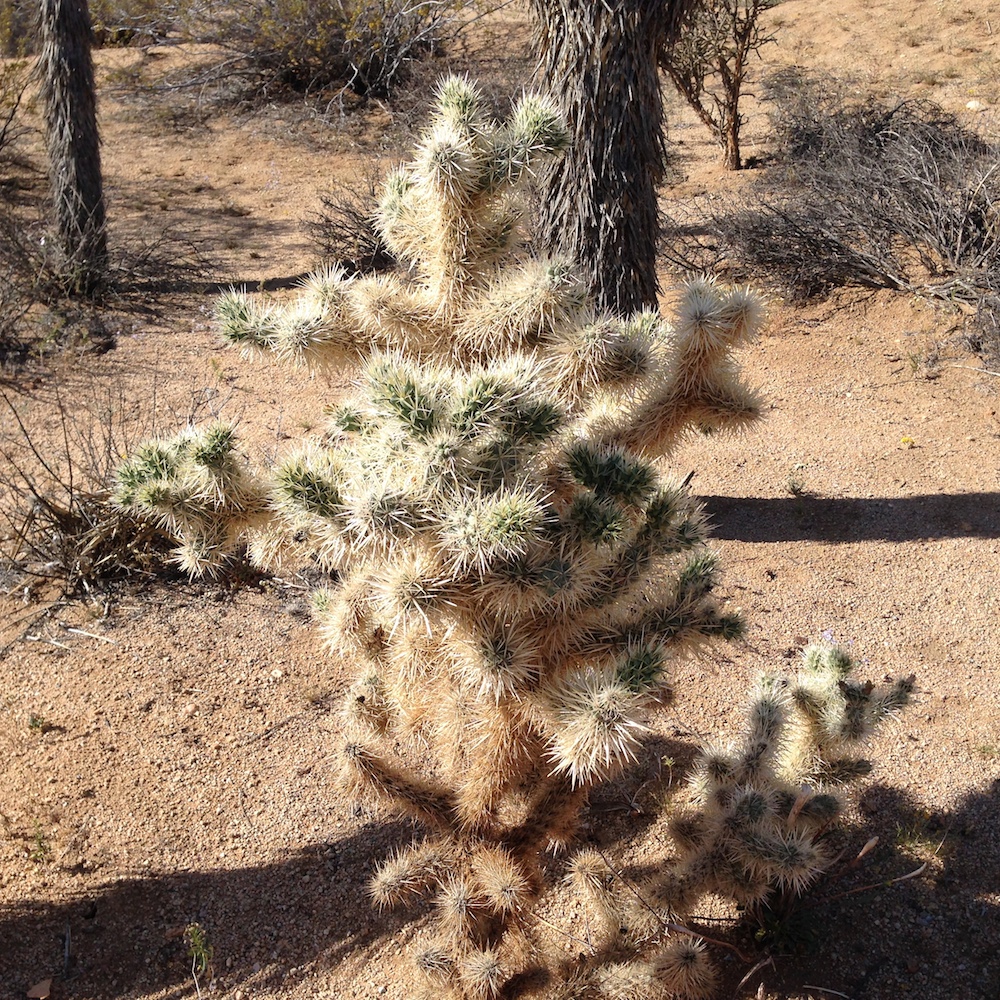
1,2 -> 998,999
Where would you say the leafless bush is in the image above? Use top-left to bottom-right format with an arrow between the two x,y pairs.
307,165 -> 395,275
970,289 -> 1000,365
0,66 -> 33,343
660,0 -> 775,170
108,225 -> 219,296
661,190 -> 920,298
0,208 -> 68,360
0,385 -> 175,599
0,60 -> 31,164
0,199 -> 219,360
662,76 -> 1000,361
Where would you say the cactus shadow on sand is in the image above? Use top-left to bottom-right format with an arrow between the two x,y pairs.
4,779 -> 995,999
759,778 -> 1000,999
575,774 -> 1000,1000
0,818 -> 420,999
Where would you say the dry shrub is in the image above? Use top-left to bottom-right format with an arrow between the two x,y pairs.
0,202 -> 217,362
0,1 -> 34,56
1,0 -> 187,53
10,1 -> 491,104
0,385 -> 175,599
0,214 -> 48,361
307,165 -> 396,275
659,0 -> 776,170
189,0 -> 485,102
1,60 -> 38,354
89,0 -> 190,47
661,72 -> 1000,358
0,59 -> 30,160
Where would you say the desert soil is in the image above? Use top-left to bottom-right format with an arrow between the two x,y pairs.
1,2 -> 998,1000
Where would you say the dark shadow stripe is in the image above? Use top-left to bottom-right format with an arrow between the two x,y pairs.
700,493 -> 1000,543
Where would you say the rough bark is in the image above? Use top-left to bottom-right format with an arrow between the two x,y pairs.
38,0 -> 107,295
529,0 -> 692,317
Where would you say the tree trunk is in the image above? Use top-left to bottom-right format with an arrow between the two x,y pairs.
529,0 -> 691,317
38,0 -> 107,295
722,109 -> 741,171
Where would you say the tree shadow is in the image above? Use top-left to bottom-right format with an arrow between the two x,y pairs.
0,818 -> 418,999
700,493 -> 1000,543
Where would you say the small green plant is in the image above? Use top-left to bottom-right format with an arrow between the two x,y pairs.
661,754 -> 676,786
786,465 -> 808,496
27,713 -> 51,734
28,823 -> 52,863
184,922 -> 214,997
894,816 -> 945,860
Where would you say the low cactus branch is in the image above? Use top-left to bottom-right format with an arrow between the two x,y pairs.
587,848 -> 757,965
343,743 -> 460,833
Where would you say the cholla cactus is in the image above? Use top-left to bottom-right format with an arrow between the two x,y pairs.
114,422 -> 268,577
561,939 -> 717,1000
294,345 -> 747,996
118,78 -> 767,997
567,643 -> 914,996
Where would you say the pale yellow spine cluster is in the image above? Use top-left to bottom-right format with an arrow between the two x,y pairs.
114,422 -> 270,577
